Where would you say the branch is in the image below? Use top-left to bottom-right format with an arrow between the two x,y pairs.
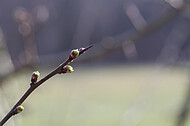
176,80 -> 190,126
0,45 -> 94,126
82,7 -> 183,61
39,5 -> 186,65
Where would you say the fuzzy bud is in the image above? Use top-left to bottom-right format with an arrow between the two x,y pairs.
14,106 -> 24,114
62,65 -> 74,73
70,49 -> 79,59
31,71 -> 40,83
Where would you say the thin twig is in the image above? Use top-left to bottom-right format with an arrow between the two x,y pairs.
0,45 -> 94,126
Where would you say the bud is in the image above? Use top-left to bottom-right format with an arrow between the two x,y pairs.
78,44 -> 94,55
14,106 -> 24,114
62,65 -> 74,73
79,48 -> 85,52
31,71 -> 40,83
70,49 -> 79,59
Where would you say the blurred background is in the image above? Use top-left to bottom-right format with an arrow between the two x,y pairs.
0,0 -> 190,126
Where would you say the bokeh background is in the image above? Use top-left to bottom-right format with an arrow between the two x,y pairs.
0,0 -> 190,126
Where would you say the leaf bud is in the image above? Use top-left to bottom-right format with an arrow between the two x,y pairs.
14,105 -> 24,114
31,71 -> 40,83
62,65 -> 74,73
70,49 -> 79,59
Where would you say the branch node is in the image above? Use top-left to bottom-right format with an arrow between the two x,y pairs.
59,65 -> 74,74
13,106 -> 24,115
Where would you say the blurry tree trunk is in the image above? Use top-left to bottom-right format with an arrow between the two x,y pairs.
176,80 -> 190,126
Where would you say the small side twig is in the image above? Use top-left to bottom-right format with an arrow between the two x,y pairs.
0,45 -> 94,126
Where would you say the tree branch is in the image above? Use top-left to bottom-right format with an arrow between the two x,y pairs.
0,45 -> 94,126
39,4 -> 186,65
